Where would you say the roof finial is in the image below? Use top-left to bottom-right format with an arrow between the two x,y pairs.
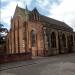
26,4 -> 28,10
17,3 -> 18,7
11,16 -> 12,19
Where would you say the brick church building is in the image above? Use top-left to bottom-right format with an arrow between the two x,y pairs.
6,5 -> 75,56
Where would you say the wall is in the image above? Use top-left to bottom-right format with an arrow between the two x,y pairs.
0,52 -> 32,64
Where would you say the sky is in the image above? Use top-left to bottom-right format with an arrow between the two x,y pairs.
0,0 -> 75,31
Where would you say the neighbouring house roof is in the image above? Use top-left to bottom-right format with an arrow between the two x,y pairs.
14,6 -> 73,32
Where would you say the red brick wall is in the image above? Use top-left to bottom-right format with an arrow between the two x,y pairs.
28,21 -> 44,56
0,52 -> 32,64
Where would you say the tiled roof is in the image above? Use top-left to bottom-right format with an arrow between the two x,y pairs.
17,6 -> 73,32
39,14 -> 73,31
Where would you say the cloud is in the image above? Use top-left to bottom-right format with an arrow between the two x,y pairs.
49,0 -> 75,31
1,1 -> 17,29
36,0 -> 49,7
0,0 -> 33,30
1,0 -> 75,31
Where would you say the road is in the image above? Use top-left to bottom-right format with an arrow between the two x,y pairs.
0,53 -> 75,75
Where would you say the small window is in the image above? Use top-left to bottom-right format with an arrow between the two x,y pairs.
70,35 -> 73,46
31,30 -> 36,47
62,34 -> 66,47
22,40 -> 25,48
51,32 -> 56,48
74,35 -> 75,41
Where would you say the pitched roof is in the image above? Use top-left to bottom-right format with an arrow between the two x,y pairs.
16,6 -> 73,32
39,14 -> 73,31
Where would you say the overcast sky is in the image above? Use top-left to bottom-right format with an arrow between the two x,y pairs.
0,0 -> 75,31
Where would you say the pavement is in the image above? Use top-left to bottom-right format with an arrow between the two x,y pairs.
0,57 -> 46,71
0,53 -> 75,75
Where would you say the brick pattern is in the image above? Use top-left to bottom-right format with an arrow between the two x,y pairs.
28,21 -> 44,56
0,52 -> 32,64
5,6 -> 75,57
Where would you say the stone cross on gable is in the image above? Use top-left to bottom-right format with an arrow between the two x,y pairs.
25,5 -> 29,22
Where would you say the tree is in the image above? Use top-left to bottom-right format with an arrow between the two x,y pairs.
0,23 -> 8,45
0,23 -> 8,54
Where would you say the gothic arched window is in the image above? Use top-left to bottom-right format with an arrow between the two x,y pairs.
74,35 -> 75,41
31,30 -> 36,47
70,35 -> 73,46
51,32 -> 56,48
62,34 -> 66,47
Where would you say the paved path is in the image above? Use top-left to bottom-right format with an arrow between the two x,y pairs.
0,53 -> 75,75
0,57 -> 46,71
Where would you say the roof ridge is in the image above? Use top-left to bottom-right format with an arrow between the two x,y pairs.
40,14 -> 64,24
14,6 -> 73,32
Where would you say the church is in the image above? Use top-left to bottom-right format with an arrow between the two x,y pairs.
6,5 -> 75,56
